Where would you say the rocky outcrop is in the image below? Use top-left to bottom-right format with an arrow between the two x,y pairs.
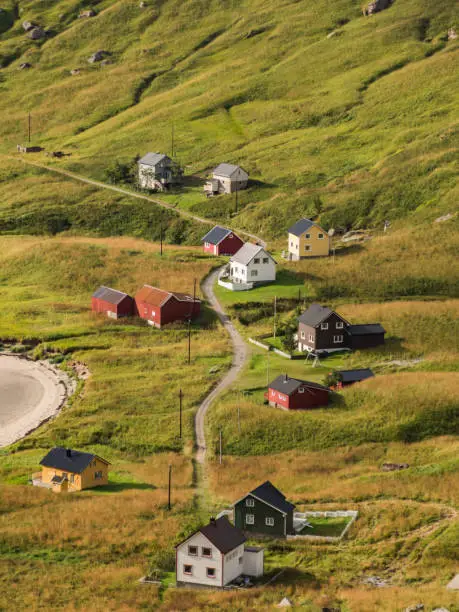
88,50 -> 108,63
79,9 -> 96,18
22,20 -> 36,31
405,605 -> 424,612
363,0 -> 393,16
27,26 -> 46,39
448,28 -> 457,40
70,68 -> 81,75
19,62 -> 32,69
381,462 -> 409,472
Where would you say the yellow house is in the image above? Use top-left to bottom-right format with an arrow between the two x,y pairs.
36,447 -> 110,493
287,218 -> 330,260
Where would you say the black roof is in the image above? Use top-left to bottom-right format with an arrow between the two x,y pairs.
201,225 -> 233,245
92,286 -> 131,305
288,218 -> 314,236
199,516 -> 246,554
40,447 -> 109,474
337,368 -> 375,383
269,374 -> 330,396
348,324 -> 385,336
250,481 -> 295,514
298,303 -> 336,327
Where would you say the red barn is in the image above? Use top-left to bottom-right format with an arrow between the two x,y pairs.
266,374 -> 330,410
135,285 -> 200,328
91,286 -> 134,319
201,225 -> 244,256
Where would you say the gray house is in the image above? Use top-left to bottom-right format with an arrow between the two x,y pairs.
204,163 -> 248,195
138,153 -> 180,190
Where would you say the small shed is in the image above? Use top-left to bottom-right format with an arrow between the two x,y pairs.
348,324 -> 386,349
204,163 -> 248,195
91,286 -> 134,319
242,546 -> 264,577
334,368 -> 375,388
201,225 -> 244,256
135,285 -> 200,328
267,374 -> 330,410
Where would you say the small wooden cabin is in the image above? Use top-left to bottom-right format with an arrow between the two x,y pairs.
91,286 -> 134,319
267,374 -> 330,410
37,447 -> 110,493
201,226 -> 244,256
135,285 -> 200,328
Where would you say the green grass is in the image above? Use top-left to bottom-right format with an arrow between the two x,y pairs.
300,516 -> 351,538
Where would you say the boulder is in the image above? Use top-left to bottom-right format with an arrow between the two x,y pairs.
22,20 -> 36,31
381,462 -> 409,472
70,68 -> 81,75
364,0 -> 393,15
448,28 -> 457,40
19,62 -> 32,69
432,608 -> 451,612
405,605 -> 424,612
79,9 -> 96,18
88,50 -> 107,63
139,1 -> 146,6
100,59 -> 112,66
435,213 -> 455,223
27,26 -> 46,39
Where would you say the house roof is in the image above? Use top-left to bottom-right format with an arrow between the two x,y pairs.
337,369 -> 375,383
348,323 -> 385,336
201,225 -> 234,245
269,374 -> 330,396
213,163 -> 246,178
250,481 -> 295,514
288,218 -> 316,236
230,243 -> 275,266
199,516 -> 246,554
298,303 -> 336,327
138,152 -> 170,167
40,447 -> 110,474
92,286 -> 131,305
135,285 -> 198,307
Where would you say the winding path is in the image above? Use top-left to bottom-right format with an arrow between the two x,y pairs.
196,267 -> 249,463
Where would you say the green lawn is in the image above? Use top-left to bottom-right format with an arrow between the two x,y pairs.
300,516 -> 352,538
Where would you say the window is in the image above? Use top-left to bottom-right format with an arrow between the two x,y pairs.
251,270 -> 258,277
333,335 -> 343,343
94,471 -> 103,480
308,334 -> 314,342
265,517 -> 275,526
301,331 -> 305,339
305,233 -> 311,239
298,387 -> 304,394
305,245 -> 311,251
206,567 -> 216,578
239,556 -> 243,564
254,258 -> 260,264
245,514 -> 255,525
205,242 -> 209,247
321,322 -> 328,330
152,310 -> 156,317
246,498 -> 255,507
70,474 -> 74,483
202,547 -> 212,558
290,241 -> 293,247
336,321 -> 344,329
263,257 -> 269,264
183,564 -> 193,575
318,233 -> 324,239
188,546 -> 198,556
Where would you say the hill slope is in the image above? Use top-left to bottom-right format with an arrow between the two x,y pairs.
0,0 -> 457,237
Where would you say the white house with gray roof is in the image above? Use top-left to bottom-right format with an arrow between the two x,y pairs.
204,163 -> 248,195
138,152 -> 179,190
219,243 -> 276,290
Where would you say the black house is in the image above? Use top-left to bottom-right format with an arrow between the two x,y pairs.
297,303 -> 385,353
233,481 -> 295,538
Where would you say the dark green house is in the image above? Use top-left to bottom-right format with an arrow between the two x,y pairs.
233,481 -> 296,538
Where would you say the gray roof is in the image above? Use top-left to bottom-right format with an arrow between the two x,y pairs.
40,447 -> 110,474
213,163 -> 246,178
230,243 -> 273,266
337,369 -> 375,383
201,225 -> 232,245
298,303 -> 335,327
92,286 -> 131,305
348,324 -> 385,336
269,374 -> 330,396
199,517 -> 246,554
288,218 -> 315,236
250,481 -> 295,514
138,152 -> 170,167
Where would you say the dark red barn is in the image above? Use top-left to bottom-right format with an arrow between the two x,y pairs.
266,374 -> 330,410
91,286 -> 134,319
135,285 -> 200,328
201,225 -> 244,256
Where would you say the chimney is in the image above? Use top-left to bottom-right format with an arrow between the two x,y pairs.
210,517 -> 216,526
284,373 -> 288,383
66,449 -> 71,458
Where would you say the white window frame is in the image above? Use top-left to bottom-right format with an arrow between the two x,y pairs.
265,517 -> 275,526
336,321 -> 344,329
321,322 -> 328,330
333,335 -> 344,344
300,331 -> 305,339
308,334 -> 314,342
305,245 -> 311,251
202,547 -> 212,558
246,498 -> 255,507
188,545 -> 198,556
245,514 -> 255,525
298,387 -> 304,394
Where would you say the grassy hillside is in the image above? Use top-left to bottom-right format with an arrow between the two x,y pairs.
0,0 -> 457,237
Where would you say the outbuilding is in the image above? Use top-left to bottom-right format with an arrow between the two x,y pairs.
135,285 -> 200,328
332,368 -> 375,389
267,374 -> 330,410
91,286 -> 134,319
204,163 -> 248,195
201,225 -> 244,256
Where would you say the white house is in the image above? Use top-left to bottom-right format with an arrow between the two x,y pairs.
228,243 -> 276,288
175,516 -> 263,588
138,153 -> 176,190
204,163 -> 248,195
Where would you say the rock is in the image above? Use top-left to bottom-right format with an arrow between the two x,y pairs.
362,576 -> 389,587
448,28 -> 457,40
27,26 -> 46,39
446,574 -> 459,590
100,59 -> 112,66
432,608 -> 451,612
208,365 -> 220,374
364,0 -> 393,15
79,9 -> 96,17
70,68 -> 81,75
381,462 -> 409,472
22,20 -> 36,31
277,599 -> 293,608
88,50 -> 108,63
341,230 -> 372,243
435,213 -> 455,223
19,62 -> 32,69
139,1 -> 146,6
405,605 -> 424,612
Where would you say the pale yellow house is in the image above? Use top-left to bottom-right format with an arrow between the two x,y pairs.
34,447 -> 110,493
287,218 -> 330,260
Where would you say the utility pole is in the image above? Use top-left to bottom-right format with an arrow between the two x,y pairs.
160,216 -> 163,256
219,429 -> 222,465
187,320 -> 191,364
237,403 -> 241,434
28,112 -> 31,143
171,124 -> 175,158
266,351 -> 270,386
273,296 -> 277,338
192,278 -> 197,319
235,185 -> 238,215
179,388 -> 183,439
298,288 -> 301,305
167,464 -> 172,510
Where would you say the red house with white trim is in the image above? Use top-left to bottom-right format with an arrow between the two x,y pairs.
91,286 -> 134,319
135,285 -> 200,328
266,374 -> 330,410
201,225 -> 244,256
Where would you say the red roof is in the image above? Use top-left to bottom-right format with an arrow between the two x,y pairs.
135,285 -> 198,307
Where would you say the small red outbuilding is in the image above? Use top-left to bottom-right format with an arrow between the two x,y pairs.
91,286 -> 134,319
135,285 -> 200,328
266,374 -> 330,410
201,225 -> 244,256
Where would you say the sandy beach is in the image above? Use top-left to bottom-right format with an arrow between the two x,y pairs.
0,355 -> 74,447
